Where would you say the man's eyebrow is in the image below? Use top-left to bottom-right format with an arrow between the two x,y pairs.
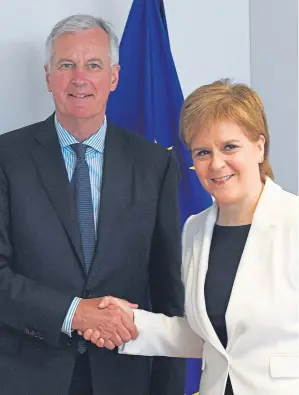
55,58 -> 104,66
55,58 -> 74,65
87,58 -> 104,65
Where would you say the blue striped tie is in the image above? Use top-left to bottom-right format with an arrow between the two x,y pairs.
71,143 -> 96,274
71,143 -> 95,354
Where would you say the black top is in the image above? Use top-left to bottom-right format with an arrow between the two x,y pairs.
204,224 -> 251,395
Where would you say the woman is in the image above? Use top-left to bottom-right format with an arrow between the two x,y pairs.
81,79 -> 299,395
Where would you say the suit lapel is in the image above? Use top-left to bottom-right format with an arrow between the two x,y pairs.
88,123 -> 132,282
32,114 -> 85,268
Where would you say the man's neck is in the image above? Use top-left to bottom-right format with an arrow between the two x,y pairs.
56,113 -> 105,141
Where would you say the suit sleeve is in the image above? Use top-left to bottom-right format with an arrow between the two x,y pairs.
0,165 -> 74,347
147,151 -> 186,395
120,309 -> 203,357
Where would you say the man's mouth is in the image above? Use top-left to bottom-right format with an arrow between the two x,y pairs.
68,93 -> 93,98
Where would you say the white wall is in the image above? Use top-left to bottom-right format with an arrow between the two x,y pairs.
250,0 -> 298,194
0,0 -> 250,133
165,0 -> 251,96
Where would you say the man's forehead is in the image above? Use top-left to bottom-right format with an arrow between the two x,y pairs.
53,27 -> 109,48
51,29 -> 110,60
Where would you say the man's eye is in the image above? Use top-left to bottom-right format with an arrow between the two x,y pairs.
88,63 -> 102,69
59,63 -> 73,69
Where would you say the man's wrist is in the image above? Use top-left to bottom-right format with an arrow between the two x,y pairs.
61,297 -> 81,336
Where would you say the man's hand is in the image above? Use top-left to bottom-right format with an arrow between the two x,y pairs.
98,296 -> 136,318
72,297 -> 138,347
77,296 -> 137,350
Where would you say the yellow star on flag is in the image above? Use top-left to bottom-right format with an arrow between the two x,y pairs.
154,139 -> 173,151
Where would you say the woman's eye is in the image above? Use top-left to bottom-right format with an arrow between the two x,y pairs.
224,144 -> 238,150
196,150 -> 209,157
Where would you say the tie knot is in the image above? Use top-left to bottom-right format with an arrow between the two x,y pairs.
71,143 -> 88,159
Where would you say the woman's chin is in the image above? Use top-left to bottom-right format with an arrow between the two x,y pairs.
214,192 -> 241,207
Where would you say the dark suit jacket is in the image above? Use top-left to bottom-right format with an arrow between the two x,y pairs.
0,114 -> 185,395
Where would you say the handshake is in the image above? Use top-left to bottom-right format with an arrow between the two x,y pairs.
72,296 -> 137,350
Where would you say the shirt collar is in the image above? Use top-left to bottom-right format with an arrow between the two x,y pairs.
54,114 -> 107,153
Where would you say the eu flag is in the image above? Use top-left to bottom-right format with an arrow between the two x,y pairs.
107,1 -> 212,394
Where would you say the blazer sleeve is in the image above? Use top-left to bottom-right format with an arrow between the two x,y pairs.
132,151 -> 192,395
120,309 -> 203,358
0,165 -> 73,348
119,196 -> 203,359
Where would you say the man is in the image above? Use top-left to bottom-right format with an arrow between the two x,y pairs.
0,14 -> 185,395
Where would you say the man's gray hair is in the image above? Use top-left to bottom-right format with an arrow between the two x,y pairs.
45,14 -> 119,66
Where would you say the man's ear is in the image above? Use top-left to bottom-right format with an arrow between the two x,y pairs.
44,64 -> 52,93
110,65 -> 120,92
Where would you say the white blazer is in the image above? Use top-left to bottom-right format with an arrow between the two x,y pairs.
120,178 -> 299,395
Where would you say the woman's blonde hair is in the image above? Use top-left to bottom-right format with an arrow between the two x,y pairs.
180,78 -> 274,180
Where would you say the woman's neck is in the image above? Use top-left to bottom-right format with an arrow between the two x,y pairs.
217,182 -> 264,226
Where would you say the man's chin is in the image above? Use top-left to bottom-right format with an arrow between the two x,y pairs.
58,111 -> 95,121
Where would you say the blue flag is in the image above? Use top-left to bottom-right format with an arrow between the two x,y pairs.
107,1 -> 212,394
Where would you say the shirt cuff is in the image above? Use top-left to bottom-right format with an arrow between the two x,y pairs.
61,297 -> 81,337
118,310 -> 135,352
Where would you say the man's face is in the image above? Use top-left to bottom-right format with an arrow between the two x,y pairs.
45,27 -> 119,125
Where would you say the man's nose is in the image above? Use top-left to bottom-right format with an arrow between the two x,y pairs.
71,67 -> 87,86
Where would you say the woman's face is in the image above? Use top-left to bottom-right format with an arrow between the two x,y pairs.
190,121 -> 265,206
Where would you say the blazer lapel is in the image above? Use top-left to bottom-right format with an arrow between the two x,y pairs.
192,204 -> 229,357
191,178 -> 282,357
32,114 -> 85,268
88,123 -> 132,282
225,178 -> 279,349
